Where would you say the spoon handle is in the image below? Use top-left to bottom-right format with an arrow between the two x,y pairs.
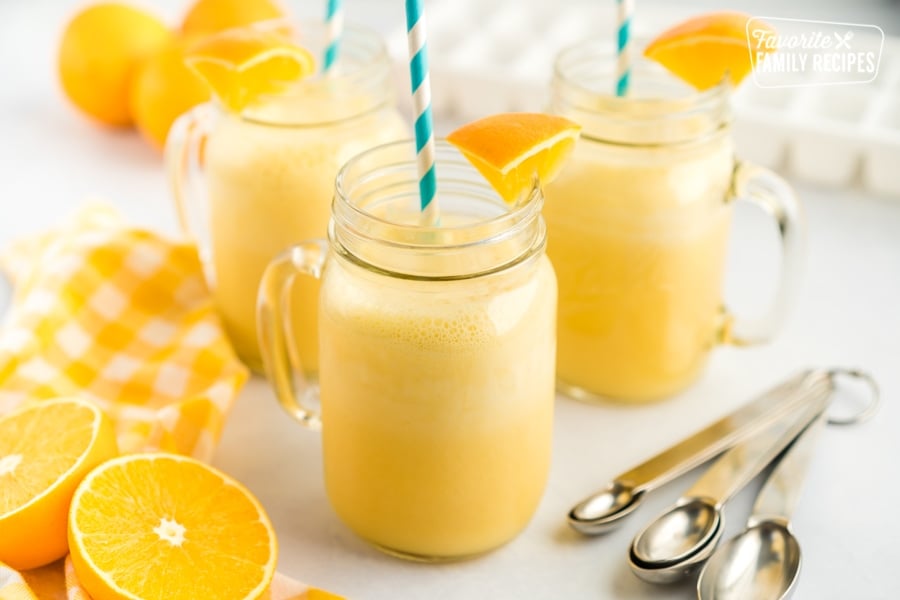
747,411 -> 828,526
616,370 -> 830,494
684,386 -> 831,506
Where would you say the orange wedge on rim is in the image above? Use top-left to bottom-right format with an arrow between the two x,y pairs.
644,12 -> 776,90
186,26 -> 315,112
447,113 -> 581,203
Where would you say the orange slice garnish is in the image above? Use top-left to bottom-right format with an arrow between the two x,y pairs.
186,26 -> 315,111
644,12 -> 776,90
447,113 -> 581,203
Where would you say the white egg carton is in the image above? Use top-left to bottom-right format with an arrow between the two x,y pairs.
386,0 -> 900,197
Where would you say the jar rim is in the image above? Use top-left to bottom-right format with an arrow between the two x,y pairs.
552,39 -> 732,146
330,139 -> 547,280
553,38 -> 731,113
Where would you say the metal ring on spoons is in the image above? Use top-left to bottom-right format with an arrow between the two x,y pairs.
824,368 -> 880,426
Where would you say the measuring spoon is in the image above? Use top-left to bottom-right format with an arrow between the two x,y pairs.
627,386 -> 831,584
696,411 -> 827,600
569,370 -> 832,535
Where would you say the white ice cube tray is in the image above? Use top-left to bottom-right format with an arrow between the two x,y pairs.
386,0 -> 900,197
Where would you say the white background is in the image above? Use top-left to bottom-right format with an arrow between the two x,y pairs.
1,1 -> 899,599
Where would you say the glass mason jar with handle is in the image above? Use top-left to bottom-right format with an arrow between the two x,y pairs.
544,42 -> 803,402
166,22 -> 408,374
258,140 -> 557,561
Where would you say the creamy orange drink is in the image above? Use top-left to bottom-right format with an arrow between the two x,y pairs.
319,231 -> 556,558
545,43 -> 802,402
204,95 -> 406,373
545,109 -> 734,400
258,141 -> 558,559
167,24 -> 407,372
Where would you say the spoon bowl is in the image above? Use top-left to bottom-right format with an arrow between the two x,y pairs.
631,498 -> 721,564
697,521 -> 802,600
567,482 -> 643,534
628,498 -> 724,583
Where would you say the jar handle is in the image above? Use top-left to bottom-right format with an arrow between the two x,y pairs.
257,241 -> 329,429
165,103 -> 216,247
722,161 -> 805,346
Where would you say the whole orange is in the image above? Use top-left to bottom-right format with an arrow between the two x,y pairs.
181,0 -> 287,38
58,3 -> 170,126
130,39 -> 211,149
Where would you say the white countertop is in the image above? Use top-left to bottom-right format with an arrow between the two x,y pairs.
2,1 -> 899,599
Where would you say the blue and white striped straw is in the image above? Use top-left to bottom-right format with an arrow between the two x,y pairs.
322,0 -> 342,72
406,0 -> 439,224
616,0 -> 633,97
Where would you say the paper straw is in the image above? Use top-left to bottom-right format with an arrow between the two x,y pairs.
406,0 -> 439,224
616,0 -> 633,96
322,0 -> 342,71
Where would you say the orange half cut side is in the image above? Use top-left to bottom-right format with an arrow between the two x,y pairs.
69,453 -> 277,600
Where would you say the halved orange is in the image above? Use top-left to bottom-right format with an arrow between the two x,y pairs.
186,26 -> 315,112
68,453 -> 277,600
0,397 -> 118,571
447,113 -> 581,203
644,12 -> 777,90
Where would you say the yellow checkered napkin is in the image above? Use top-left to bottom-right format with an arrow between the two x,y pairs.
0,205 -> 248,459
0,557 -> 333,600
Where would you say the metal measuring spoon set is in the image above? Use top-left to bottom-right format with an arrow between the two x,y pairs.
568,368 -> 880,599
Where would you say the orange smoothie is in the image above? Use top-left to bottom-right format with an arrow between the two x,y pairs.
318,233 -> 557,558
257,141 -> 559,559
168,24 -> 408,374
544,133 -> 734,400
204,99 -> 407,373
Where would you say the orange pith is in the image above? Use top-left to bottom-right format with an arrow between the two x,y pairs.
644,12 -> 777,90
446,113 -> 581,203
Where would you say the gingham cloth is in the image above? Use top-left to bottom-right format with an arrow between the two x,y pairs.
0,205 -> 248,458
0,557 -> 330,599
